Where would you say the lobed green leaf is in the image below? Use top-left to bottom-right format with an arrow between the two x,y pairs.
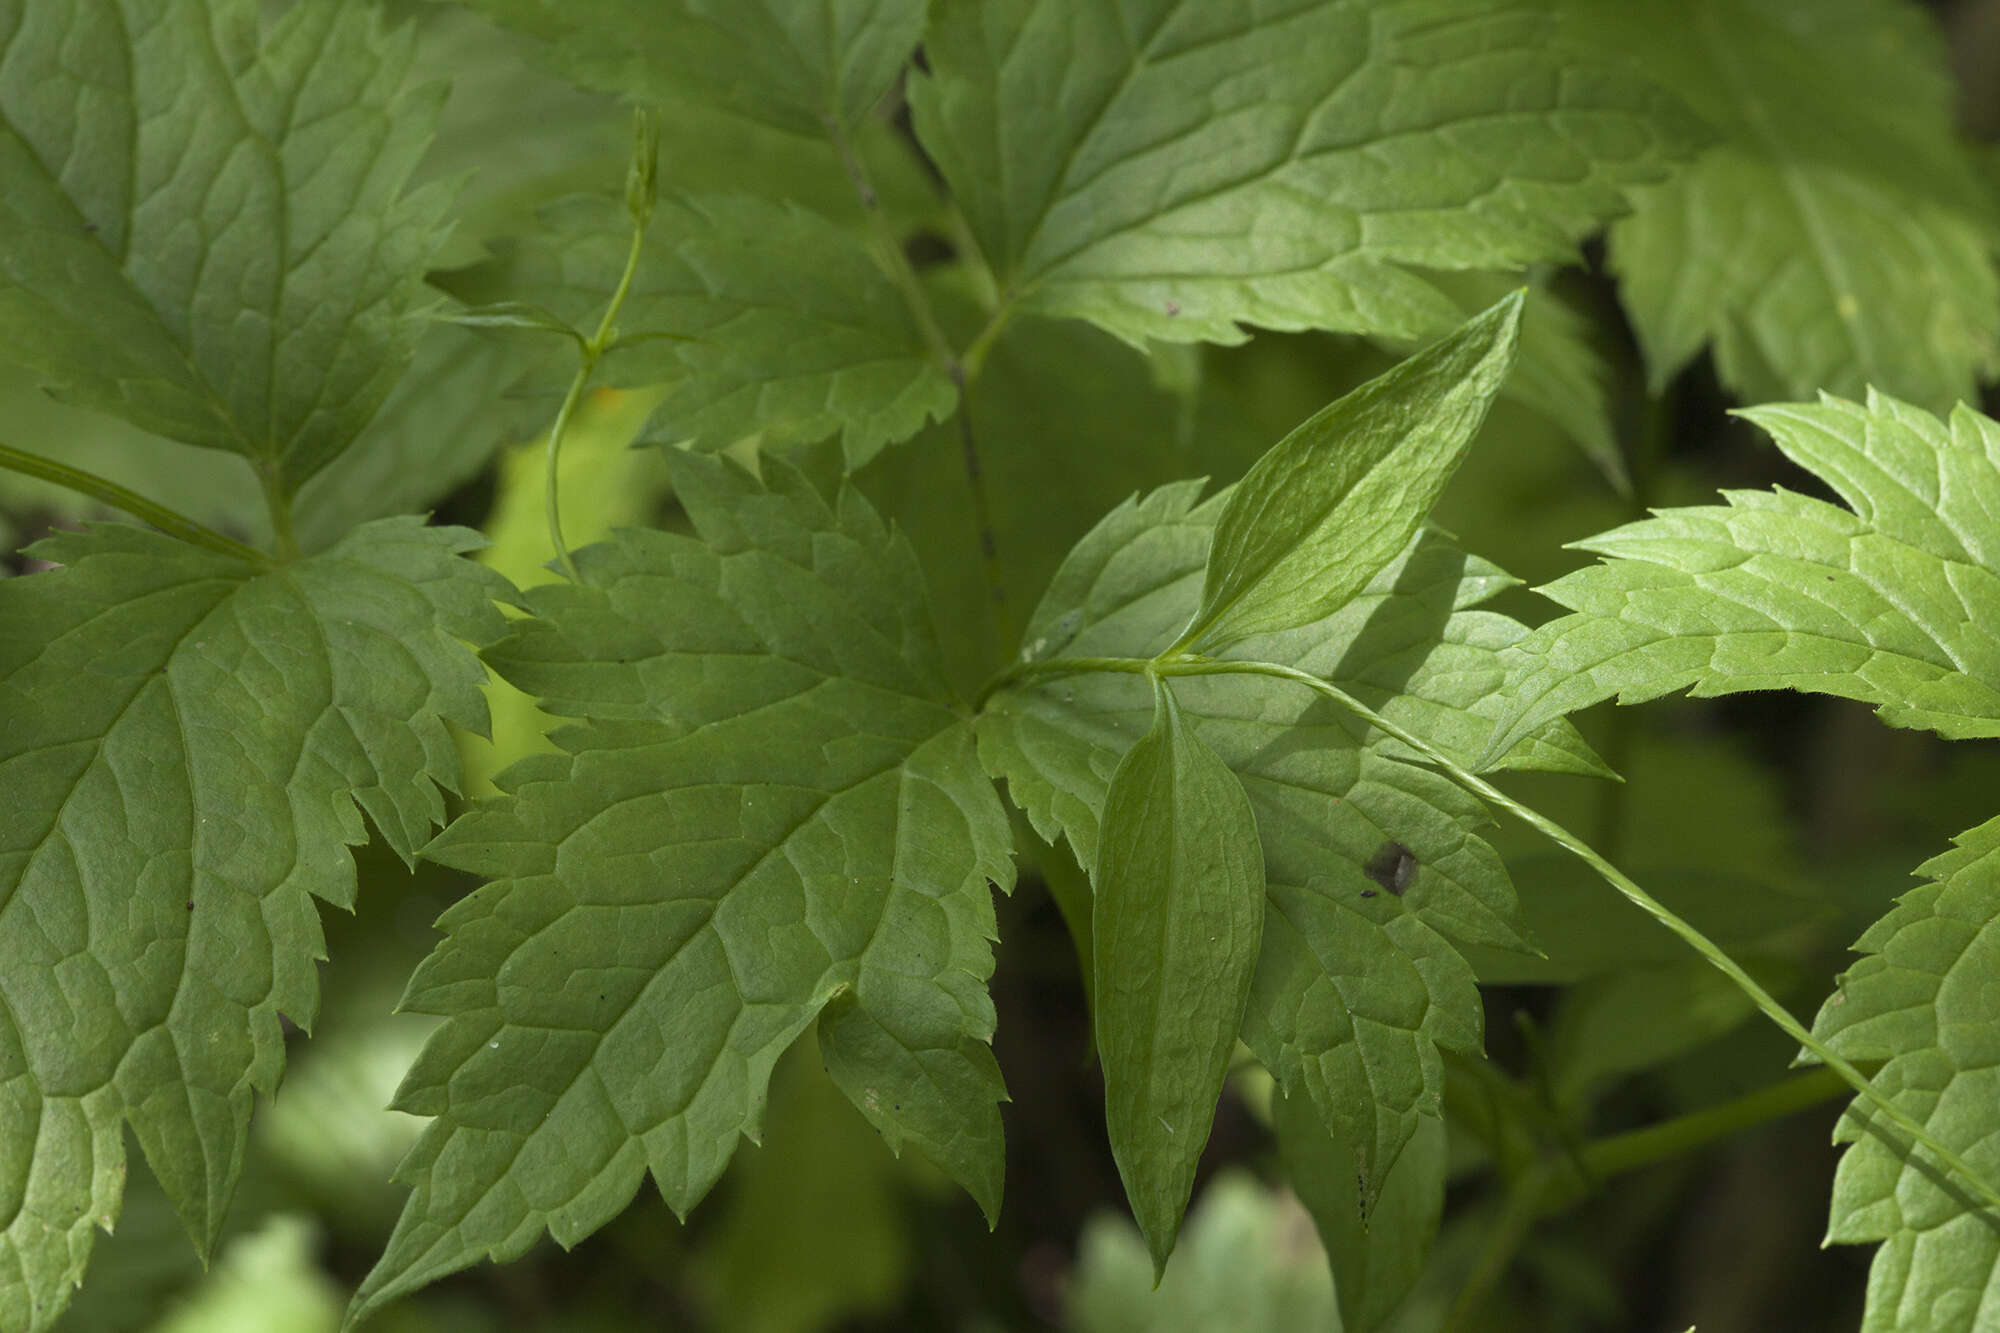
0,0 -> 453,490
1812,816 -> 2000,1332
1275,1091 -> 1445,1332
1481,391 -> 2000,765
1092,683 -> 1265,1273
353,454 -> 1014,1322
0,520 -> 508,1333
1558,0 -> 2000,411
911,0 -> 1709,348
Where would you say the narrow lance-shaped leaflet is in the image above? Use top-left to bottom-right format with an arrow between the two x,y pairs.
1176,293 -> 1523,654
1093,678 -> 1265,1276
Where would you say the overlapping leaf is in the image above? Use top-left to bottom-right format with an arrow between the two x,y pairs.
1092,684 -> 1265,1272
353,455 -> 1013,1322
492,193 -> 954,467
1481,391 -> 2000,764
1812,817 -> 2000,1332
448,0 -> 927,138
910,0 -> 1708,348
0,520 -> 508,1333
1275,1091 -> 1445,1332
980,480 -> 1552,1208
1558,0 -> 2000,410
1183,292 -> 1520,650
0,0 -> 454,490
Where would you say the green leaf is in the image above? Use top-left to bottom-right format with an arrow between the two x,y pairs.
1092,682 -> 1265,1273
1274,1091 -> 1445,1333
818,989 -> 1009,1228
1387,270 -> 1627,492
450,0 -> 926,137
1482,391 -> 2000,764
981,479 -> 1544,1215
0,520 -> 509,1333
853,307 -> 1272,696
291,324 -> 543,551
1181,293 -> 1522,652
493,192 -> 955,466
353,455 -> 1014,1322
1811,816 -> 2000,1333
0,0 -> 453,490
1562,0 -> 2000,411
910,0 -> 1708,348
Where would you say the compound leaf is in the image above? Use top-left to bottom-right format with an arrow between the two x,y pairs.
1562,0 -> 2000,411
1183,293 -> 1521,652
1812,816 -> 2000,1333
0,0 -> 453,491
495,192 -> 954,467
353,454 -> 1013,1322
981,470 -> 1546,1214
0,520 -> 509,1333
1482,391 -> 2000,764
911,0 -> 1708,348
1093,683 -> 1265,1273
449,0 -> 926,138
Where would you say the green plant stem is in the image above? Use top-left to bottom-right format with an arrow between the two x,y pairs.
1190,658 -> 2000,1214
985,652 -> 2000,1214
1443,1068 -> 1849,1330
544,198 -> 649,584
961,300 -> 1015,383
0,441 -> 271,566
1442,1169 -> 1549,1333
828,117 -> 1009,619
255,462 -> 302,562
1553,1066 -> 1850,1209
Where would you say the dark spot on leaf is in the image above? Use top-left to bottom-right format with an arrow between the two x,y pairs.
1360,888 -> 1377,899
1165,299 -> 1181,316
1362,841 -> 1417,895
185,900 -> 195,911
82,222 -> 99,234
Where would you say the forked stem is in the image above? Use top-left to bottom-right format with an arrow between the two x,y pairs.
545,109 -> 660,584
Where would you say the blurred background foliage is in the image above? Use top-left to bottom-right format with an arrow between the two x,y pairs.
8,0 -> 2000,1329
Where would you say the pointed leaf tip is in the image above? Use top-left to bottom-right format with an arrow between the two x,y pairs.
1094,684 -> 1266,1274
1179,295 -> 1523,653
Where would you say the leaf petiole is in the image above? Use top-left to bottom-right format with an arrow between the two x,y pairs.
544,109 -> 659,584
0,441 -> 271,566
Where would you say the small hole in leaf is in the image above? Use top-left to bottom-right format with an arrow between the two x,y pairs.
1362,841 -> 1417,895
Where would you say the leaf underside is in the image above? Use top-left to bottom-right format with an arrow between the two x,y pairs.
0,521 -> 507,1333
353,455 -> 1014,1324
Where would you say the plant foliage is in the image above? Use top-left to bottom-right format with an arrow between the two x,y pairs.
2,1 -> 1998,1331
